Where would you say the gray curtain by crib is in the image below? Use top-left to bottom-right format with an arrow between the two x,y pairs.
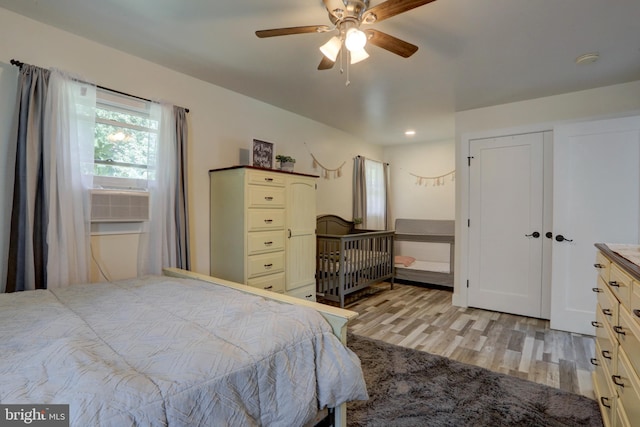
174,106 -> 190,270
353,155 -> 367,230
6,64 -> 50,292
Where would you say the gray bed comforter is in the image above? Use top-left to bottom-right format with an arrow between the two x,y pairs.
0,276 -> 368,426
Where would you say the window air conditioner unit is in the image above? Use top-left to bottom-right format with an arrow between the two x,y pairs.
90,189 -> 150,222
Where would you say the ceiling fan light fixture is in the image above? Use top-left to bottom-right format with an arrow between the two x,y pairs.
349,47 -> 369,64
320,36 -> 342,61
345,28 -> 367,52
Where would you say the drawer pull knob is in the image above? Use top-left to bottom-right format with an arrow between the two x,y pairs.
600,396 -> 611,408
594,263 -> 604,269
592,287 -> 603,293
264,241 -> 273,246
264,219 -> 273,223
602,350 -> 612,360
613,325 -> 626,335
634,309 -> 640,318
591,321 -> 602,328
264,263 -> 273,269
612,375 -> 625,388
602,308 -> 612,316
264,196 -> 273,201
306,294 -> 313,298
264,178 -> 273,182
590,358 -> 599,366
263,285 -> 273,290
608,281 -> 620,288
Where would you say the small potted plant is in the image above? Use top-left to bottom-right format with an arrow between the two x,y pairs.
276,155 -> 296,172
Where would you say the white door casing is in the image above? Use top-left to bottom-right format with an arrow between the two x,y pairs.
551,116 -> 640,335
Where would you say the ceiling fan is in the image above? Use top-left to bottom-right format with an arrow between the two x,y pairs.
256,0 -> 437,70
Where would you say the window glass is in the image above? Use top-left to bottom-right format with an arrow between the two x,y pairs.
364,159 -> 386,230
93,89 -> 158,187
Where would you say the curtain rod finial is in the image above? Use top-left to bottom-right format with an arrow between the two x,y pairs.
10,59 -> 24,68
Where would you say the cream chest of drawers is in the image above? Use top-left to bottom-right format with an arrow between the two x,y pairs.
209,166 -> 318,301
592,243 -> 640,427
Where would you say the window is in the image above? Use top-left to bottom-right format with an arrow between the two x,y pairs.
364,159 -> 387,230
92,89 -> 158,189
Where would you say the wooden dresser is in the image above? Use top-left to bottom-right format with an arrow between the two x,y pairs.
592,243 -> 640,426
209,166 -> 318,301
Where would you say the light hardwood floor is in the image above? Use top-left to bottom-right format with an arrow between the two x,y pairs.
344,282 -> 596,399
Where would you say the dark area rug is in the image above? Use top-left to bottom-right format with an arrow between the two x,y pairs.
346,333 -> 603,427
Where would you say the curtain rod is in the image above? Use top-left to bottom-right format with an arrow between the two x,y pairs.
10,59 -> 189,113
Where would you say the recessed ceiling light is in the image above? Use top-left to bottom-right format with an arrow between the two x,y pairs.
575,52 -> 599,65
405,130 -> 416,136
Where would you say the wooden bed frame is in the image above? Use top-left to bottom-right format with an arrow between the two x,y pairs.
163,267 -> 358,427
315,214 -> 395,308
393,219 -> 455,287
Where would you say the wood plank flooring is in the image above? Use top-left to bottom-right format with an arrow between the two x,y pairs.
345,282 -> 596,399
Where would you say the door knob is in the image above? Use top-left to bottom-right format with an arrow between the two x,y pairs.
555,234 -> 573,242
525,231 -> 540,238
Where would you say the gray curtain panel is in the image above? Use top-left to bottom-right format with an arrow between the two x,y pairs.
6,64 -> 51,292
352,155 -> 367,229
173,106 -> 190,270
383,161 -> 391,231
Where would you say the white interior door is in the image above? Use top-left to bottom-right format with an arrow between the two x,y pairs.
551,116 -> 640,335
468,133 -> 547,318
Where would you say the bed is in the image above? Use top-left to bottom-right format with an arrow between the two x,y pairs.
0,268 -> 368,427
316,215 -> 395,308
394,218 -> 455,288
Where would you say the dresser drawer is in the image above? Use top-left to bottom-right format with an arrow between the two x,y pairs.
595,306 -> 618,374
597,320 -> 618,375
247,170 -> 285,187
615,349 -> 640,425
595,251 -> 611,283
631,280 -> 640,324
618,307 -> 640,379
248,231 -> 285,255
593,341 -> 616,427
247,272 -> 285,293
597,281 -> 619,329
286,283 -> 316,302
248,186 -> 285,208
247,252 -> 284,278
609,264 -> 632,310
248,209 -> 285,231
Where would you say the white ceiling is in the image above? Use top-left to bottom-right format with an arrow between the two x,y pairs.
2,0 -> 639,145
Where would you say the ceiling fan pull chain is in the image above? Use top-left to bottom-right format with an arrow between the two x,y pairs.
345,52 -> 351,86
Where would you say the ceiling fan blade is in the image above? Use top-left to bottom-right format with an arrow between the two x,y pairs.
364,0 -> 437,23
323,0 -> 346,19
366,29 -> 418,58
318,55 -> 336,70
256,25 -> 330,38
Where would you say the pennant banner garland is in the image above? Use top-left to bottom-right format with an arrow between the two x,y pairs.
410,170 -> 455,187
311,154 -> 345,179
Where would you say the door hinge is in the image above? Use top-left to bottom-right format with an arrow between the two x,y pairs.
467,280 -> 469,288
467,219 -> 470,227
467,156 -> 474,166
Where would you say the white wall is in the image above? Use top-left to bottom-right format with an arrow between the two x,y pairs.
383,139 -> 455,224
0,7 -> 382,286
453,80 -> 640,306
